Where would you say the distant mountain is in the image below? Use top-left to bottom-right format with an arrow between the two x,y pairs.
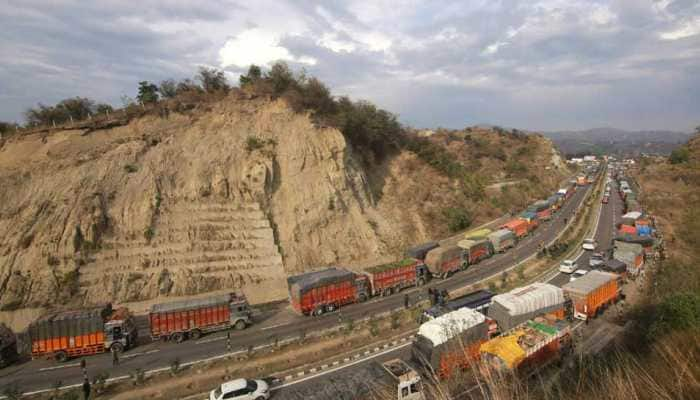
543,128 -> 691,157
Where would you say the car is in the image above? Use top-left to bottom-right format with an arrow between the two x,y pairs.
602,196 -> 609,204
559,259 -> 577,274
582,238 -> 597,251
569,269 -> 588,282
589,252 -> 605,267
210,379 -> 270,400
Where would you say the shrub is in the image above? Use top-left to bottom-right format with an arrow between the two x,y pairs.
669,146 -> 689,164
196,67 -> 229,93
124,164 -> 138,173
144,227 -> 155,242
245,136 -> 265,152
442,207 -> 473,232
648,292 -> 700,339
129,368 -> 145,386
170,358 -> 181,376
368,317 -> 380,337
91,372 -> 110,395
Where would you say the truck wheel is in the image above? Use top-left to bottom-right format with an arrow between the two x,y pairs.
313,307 -> 325,316
326,303 -> 336,312
234,320 -> 247,330
383,288 -> 393,297
171,332 -> 185,343
190,329 -> 202,340
358,293 -> 368,302
54,351 -> 68,363
111,342 -> 124,353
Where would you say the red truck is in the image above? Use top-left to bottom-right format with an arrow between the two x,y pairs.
562,270 -> 621,321
288,267 -> 369,316
424,245 -> 464,279
457,239 -> 492,267
149,293 -> 252,342
502,218 -> 528,239
364,258 -> 430,297
28,304 -> 137,362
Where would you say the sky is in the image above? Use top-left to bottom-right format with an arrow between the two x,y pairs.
0,0 -> 699,132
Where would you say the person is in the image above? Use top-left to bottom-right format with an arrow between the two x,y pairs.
82,378 -> 91,400
428,288 -> 435,305
404,294 -> 410,309
111,347 -> 119,367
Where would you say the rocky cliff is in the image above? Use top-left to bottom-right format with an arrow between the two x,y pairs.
0,95 -> 568,318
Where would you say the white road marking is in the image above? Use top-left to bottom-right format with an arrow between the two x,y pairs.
39,362 -> 80,372
122,349 -> 160,359
195,336 -> 227,345
261,323 -> 290,331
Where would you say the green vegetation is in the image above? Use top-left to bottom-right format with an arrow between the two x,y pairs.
24,97 -> 113,127
669,146 -> 689,164
196,67 -> 229,93
124,164 -> 138,173
245,136 -> 265,152
442,207 -> 473,232
144,227 -> 155,242
137,81 -> 159,104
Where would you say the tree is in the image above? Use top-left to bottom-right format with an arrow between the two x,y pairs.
137,81 -> 159,104
58,97 -> 95,120
301,77 -> 335,115
0,121 -> 19,135
95,103 -> 113,114
239,65 -> 262,86
175,78 -> 202,94
196,67 -> 229,93
669,146 -> 689,164
158,79 -> 178,99
266,62 -> 295,95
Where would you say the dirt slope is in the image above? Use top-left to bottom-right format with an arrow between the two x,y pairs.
0,95 -> 568,319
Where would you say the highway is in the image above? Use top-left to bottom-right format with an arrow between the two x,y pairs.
275,174 -> 622,399
0,176 -> 594,395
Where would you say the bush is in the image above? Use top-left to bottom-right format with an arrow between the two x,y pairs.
170,358 -> 181,376
648,292 -> 700,339
137,81 -> 159,104
245,136 -> 265,152
442,207 -> 473,232
144,227 -> 155,242
669,146 -> 689,164
196,67 -> 229,93
124,164 -> 138,173
129,368 -> 145,386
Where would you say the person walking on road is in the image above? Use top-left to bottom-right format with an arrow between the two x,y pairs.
111,347 -> 119,367
404,294 -> 410,309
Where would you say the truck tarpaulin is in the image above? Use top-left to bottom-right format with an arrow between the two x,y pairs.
0,324 -> 18,368
618,224 -> 636,235
287,267 -> 365,314
364,258 -> 421,296
413,308 -> 489,379
464,228 -> 492,240
562,271 -> 620,320
613,241 -> 644,275
488,283 -> 566,332
457,239 -> 492,266
502,219 -> 529,238
488,229 -> 515,253
424,245 -> 463,278
405,242 -> 439,261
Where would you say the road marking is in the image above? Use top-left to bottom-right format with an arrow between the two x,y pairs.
122,349 -> 160,359
271,342 -> 413,391
261,322 -> 290,331
195,336 -> 227,344
39,363 -> 80,372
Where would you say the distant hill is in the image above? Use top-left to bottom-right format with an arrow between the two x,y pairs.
543,127 -> 691,157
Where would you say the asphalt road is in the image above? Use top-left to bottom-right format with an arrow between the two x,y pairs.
278,176 -> 623,400
0,177 -> 593,394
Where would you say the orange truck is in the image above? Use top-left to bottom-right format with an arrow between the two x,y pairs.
562,270 -> 621,321
28,304 -> 137,362
501,218 -> 529,239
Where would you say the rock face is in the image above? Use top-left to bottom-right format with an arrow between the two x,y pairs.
0,96 -> 567,313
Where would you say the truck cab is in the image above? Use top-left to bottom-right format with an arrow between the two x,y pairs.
354,274 -> 370,302
229,294 -> 253,329
104,308 -> 138,352
381,359 -> 425,400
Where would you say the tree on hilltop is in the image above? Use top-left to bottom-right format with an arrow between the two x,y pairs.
196,67 -> 229,93
137,81 -> 159,104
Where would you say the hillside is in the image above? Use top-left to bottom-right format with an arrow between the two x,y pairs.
544,127 -> 690,157
0,94 -> 569,323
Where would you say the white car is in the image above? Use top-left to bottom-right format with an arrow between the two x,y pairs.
589,253 -> 605,267
559,259 -> 577,274
569,269 -> 588,282
210,379 -> 270,400
582,239 -> 597,251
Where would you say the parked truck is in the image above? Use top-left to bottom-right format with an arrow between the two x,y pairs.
488,229 -> 516,253
501,219 -> 529,239
0,323 -> 18,368
287,267 -> 369,316
422,289 -> 495,322
412,308 -> 490,379
562,270 -> 621,321
28,304 -> 137,362
480,319 -> 572,372
457,238 -> 492,267
488,282 -> 567,332
518,211 -> 539,232
424,245 -> 464,279
149,293 -> 252,342
364,258 -> 429,297
464,228 -> 492,240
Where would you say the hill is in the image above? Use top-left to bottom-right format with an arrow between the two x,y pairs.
544,127 -> 691,157
0,86 -> 569,325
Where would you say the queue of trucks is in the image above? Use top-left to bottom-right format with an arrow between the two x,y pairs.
284,178 -> 583,316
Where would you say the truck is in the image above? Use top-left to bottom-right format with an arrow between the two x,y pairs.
488,229 -> 515,253
421,289 -> 495,322
287,267 -> 369,316
149,293 -> 252,342
424,245 -> 464,279
28,304 -> 137,362
487,282 -> 567,332
457,238 -> 492,267
464,228 -> 492,240
613,241 -> 645,276
501,218 -> 529,239
480,319 -> 572,372
518,211 -> 539,232
562,270 -> 621,321
376,359 -> 426,400
528,200 -> 552,221
412,308 -> 490,379
0,323 -> 18,368
546,194 -> 562,211
404,241 -> 439,262
364,258 -> 430,297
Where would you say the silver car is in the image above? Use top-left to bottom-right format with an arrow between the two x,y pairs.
210,379 -> 270,400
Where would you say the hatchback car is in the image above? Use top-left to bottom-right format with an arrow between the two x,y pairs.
582,238 -> 597,251
589,252 -> 605,267
569,269 -> 588,282
559,259 -> 577,274
210,379 -> 270,400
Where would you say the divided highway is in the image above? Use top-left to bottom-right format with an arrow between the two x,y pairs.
0,179 -> 593,394
276,174 -> 620,399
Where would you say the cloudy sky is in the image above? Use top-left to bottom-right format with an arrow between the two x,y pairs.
1,0 -> 699,131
